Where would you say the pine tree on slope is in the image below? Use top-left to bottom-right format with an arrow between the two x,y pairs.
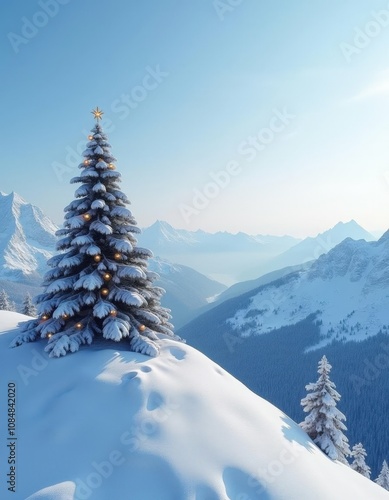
0,289 -> 14,311
22,293 -> 37,317
300,355 -> 350,464
11,108 -> 177,358
350,443 -> 371,479
376,460 -> 389,490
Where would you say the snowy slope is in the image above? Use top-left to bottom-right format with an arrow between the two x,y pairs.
227,232 -> 389,350
269,220 -> 375,271
0,192 -> 57,281
0,312 -> 387,500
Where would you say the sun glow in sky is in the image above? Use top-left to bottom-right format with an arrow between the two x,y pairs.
2,0 -> 389,238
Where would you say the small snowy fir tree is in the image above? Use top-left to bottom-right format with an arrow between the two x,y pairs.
350,443 -> 371,479
376,460 -> 389,490
300,355 -> 350,464
11,108 -> 177,358
22,293 -> 37,317
0,289 -> 14,311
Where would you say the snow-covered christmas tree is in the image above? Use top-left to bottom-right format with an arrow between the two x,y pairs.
11,108 -> 176,358
376,460 -> 389,490
350,443 -> 371,479
300,355 -> 350,464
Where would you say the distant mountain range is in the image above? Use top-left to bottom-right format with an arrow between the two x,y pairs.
268,220 -> 375,271
138,220 -> 300,284
148,257 -> 226,327
0,192 -> 378,327
138,220 -> 375,284
227,232 -> 389,349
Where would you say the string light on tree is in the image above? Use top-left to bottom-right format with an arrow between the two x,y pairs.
47,333 -> 52,339
103,273 -> 112,281
88,135 -> 93,140
101,288 -> 109,297
114,253 -> 122,260
75,322 -> 83,329
139,324 -> 146,332
108,163 -> 116,170
83,213 -> 92,221
93,255 -> 102,263
42,315 -> 49,321
110,310 -> 117,317
84,160 -> 89,165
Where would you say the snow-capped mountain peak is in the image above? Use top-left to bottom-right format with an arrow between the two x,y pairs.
0,192 -> 57,281
227,232 -> 389,350
268,220 -> 375,271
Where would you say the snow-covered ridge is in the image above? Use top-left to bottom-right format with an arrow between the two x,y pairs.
0,192 -> 57,281
140,220 -> 299,253
1,311 -> 387,499
227,232 -> 389,349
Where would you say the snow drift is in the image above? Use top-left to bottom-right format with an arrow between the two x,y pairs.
0,311 -> 387,499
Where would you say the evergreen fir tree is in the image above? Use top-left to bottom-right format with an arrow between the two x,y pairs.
0,289 -> 13,311
22,293 -> 37,317
376,460 -> 389,490
300,355 -> 350,464
350,443 -> 371,478
11,108 -> 177,358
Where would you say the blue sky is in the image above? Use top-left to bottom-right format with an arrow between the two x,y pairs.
2,0 -> 389,237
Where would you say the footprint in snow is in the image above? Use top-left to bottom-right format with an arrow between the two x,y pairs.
140,365 -> 152,373
169,346 -> 186,361
121,371 -> 141,387
146,391 -> 165,411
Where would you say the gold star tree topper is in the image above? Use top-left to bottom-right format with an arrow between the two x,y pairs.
91,107 -> 104,121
